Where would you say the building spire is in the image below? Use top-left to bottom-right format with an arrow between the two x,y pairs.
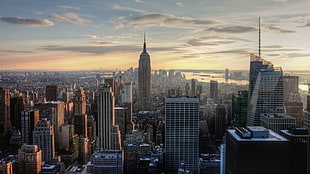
143,31 -> 147,53
259,17 -> 261,58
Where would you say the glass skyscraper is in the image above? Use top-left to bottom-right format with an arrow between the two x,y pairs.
247,54 -> 285,126
165,97 -> 199,174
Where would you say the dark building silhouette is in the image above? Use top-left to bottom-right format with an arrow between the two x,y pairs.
279,127 -> 310,174
73,88 -> 87,137
46,85 -> 58,101
21,109 -> 39,144
10,95 -> 26,130
210,80 -> 218,103
226,126 -> 290,174
232,91 -> 248,127
215,104 -> 226,140
0,87 -> 11,137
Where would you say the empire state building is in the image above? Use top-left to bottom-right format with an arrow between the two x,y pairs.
138,34 -> 151,111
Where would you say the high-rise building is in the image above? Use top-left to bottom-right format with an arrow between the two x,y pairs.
10,95 -> 26,130
21,109 -> 39,144
34,101 -> 64,150
247,54 -> 284,126
225,126 -> 290,174
87,150 -> 123,174
191,79 -> 196,97
97,84 -> 120,150
283,76 -> 300,102
73,88 -> 87,137
260,113 -> 296,133
46,85 -> 58,101
165,98 -> 199,174
215,104 -> 226,139
0,87 -> 11,137
18,144 -> 42,174
279,127 -> 310,174
33,118 -> 55,162
121,82 -> 132,104
138,34 -> 151,111
232,91 -> 248,127
210,80 -> 218,103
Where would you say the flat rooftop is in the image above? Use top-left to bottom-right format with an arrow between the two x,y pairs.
228,129 -> 289,142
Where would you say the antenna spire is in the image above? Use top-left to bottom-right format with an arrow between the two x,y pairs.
143,31 -> 146,53
259,17 -> 261,58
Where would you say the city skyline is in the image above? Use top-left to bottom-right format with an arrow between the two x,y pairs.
0,0 -> 309,71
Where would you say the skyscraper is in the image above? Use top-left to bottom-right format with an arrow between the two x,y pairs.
138,33 -> 151,111
18,145 -> 42,174
191,79 -> 196,97
247,54 -> 284,126
210,80 -> 218,103
232,91 -> 248,127
10,95 -> 26,130
0,87 -> 11,137
34,101 -> 64,150
33,118 -> 55,162
215,104 -> 226,139
97,84 -> 116,150
165,97 -> 199,174
21,109 -> 39,144
46,85 -> 58,101
73,88 -> 87,137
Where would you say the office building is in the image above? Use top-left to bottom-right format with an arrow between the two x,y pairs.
73,88 -> 87,137
33,118 -> 55,162
121,82 -> 132,104
283,76 -> 300,102
215,104 -> 226,140
21,109 -> 39,144
191,79 -> 196,97
260,113 -> 296,133
280,127 -> 310,174
97,84 -> 120,150
210,80 -> 218,103
34,101 -> 64,149
87,150 -> 123,174
0,87 -> 11,137
165,97 -> 199,174
46,85 -> 58,101
18,145 -> 42,174
10,95 -> 26,130
225,126 -> 290,174
232,91 -> 248,127
138,34 -> 151,111
247,54 -> 284,126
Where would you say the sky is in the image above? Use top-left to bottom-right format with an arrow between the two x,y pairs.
0,0 -> 309,71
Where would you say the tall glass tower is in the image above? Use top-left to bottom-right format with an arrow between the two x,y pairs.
247,54 -> 284,126
165,97 -> 199,174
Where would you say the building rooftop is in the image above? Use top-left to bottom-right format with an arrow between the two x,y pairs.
228,128 -> 288,142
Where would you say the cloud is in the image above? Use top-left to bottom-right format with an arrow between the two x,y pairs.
112,4 -> 145,13
187,38 -> 234,46
49,13 -> 91,25
263,25 -> 295,33
120,13 -> 218,28
262,45 -> 283,48
298,22 -> 310,28
57,5 -> 80,10
176,2 -> 183,6
0,17 -> 54,27
1,49 -> 34,54
84,35 -> 97,39
204,26 -> 256,33
40,44 -> 183,55
134,0 -> 143,3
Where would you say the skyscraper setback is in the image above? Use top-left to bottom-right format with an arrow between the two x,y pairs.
138,33 -> 151,111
